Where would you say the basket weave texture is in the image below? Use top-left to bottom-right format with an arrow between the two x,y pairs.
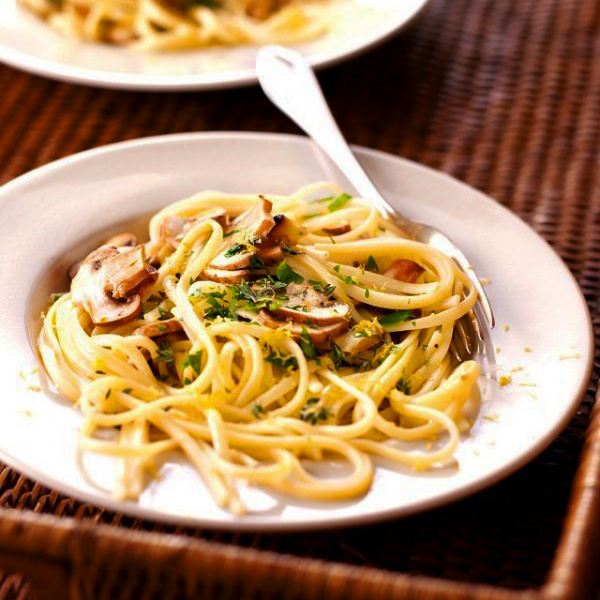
0,0 -> 600,598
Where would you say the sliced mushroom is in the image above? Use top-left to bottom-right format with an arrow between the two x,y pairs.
384,260 -> 424,283
333,321 -> 383,356
226,196 -> 275,238
264,214 -> 304,247
68,232 -> 139,279
160,208 -> 228,252
271,282 -> 349,325
71,245 -> 156,326
244,0 -> 289,20
105,232 -> 138,248
258,310 -> 348,344
209,197 -> 276,271
323,223 -> 351,236
132,318 -> 183,339
203,266 -> 252,284
257,245 -> 284,264
102,246 -> 155,300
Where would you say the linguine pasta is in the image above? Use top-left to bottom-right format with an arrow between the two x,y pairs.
19,0 -> 331,51
39,183 -> 480,514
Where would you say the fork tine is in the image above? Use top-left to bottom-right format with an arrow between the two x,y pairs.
455,319 -> 471,355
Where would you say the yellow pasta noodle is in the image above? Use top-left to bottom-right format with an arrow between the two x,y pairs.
19,0 -> 331,50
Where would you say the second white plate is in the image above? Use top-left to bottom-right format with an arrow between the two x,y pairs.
0,132 -> 593,530
0,0 -> 429,91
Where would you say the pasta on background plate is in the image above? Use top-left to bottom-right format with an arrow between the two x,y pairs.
39,183 -> 480,514
19,0 -> 332,50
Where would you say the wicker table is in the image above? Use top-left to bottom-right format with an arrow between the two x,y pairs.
1,0 -> 600,598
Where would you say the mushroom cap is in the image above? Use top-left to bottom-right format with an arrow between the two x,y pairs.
71,245 -> 155,326
258,310 -> 348,345
333,329 -> 381,356
322,222 -> 351,236
266,214 -> 304,246
160,208 -> 228,252
271,282 -> 349,325
132,318 -> 183,339
105,232 -> 138,248
203,266 -> 252,284
209,197 -> 278,271
383,260 -> 424,283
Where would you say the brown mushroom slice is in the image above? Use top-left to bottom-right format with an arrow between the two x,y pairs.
333,321 -> 383,356
258,310 -> 348,344
334,331 -> 380,355
71,245 -> 156,326
105,232 -> 138,248
210,198 -> 277,270
322,222 -> 351,236
133,319 -> 183,339
203,267 -> 251,284
244,0 -> 289,20
264,214 -> 304,246
271,282 -> 349,325
160,208 -> 228,252
68,233 -> 139,279
103,246 -> 154,300
384,260 -> 424,283
257,245 -> 284,264
226,196 -> 275,238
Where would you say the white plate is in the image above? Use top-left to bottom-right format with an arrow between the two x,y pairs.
0,132 -> 593,531
0,0 -> 429,91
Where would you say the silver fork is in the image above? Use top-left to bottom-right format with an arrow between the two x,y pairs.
256,45 -> 495,360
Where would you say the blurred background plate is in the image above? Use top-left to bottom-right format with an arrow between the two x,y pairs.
0,0 -> 429,91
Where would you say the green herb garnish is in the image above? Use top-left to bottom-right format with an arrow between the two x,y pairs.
308,279 -> 336,296
251,403 -> 266,419
299,327 -> 317,359
366,255 -> 379,273
182,350 -> 202,375
379,310 -> 413,326
300,398 -> 330,424
276,260 -> 304,284
224,243 -> 245,257
327,193 -> 352,213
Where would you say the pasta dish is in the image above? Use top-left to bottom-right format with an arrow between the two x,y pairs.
19,0 -> 331,50
39,183 -> 480,514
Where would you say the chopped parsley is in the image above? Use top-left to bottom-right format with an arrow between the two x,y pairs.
300,398 -> 330,424
251,403 -> 266,419
249,254 -> 267,271
182,350 -> 202,375
203,290 -> 235,321
379,310 -> 413,326
155,341 -> 175,365
366,255 -> 379,273
157,306 -> 173,321
282,243 -> 302,256
299,327 -> 317,359
340,275 -> 358,285
276,260 -> 304,284
224,243 -> 245,257
265,352 -> 298,370
308,279 -> 336,296
330,342 -> 344,370
396,377 -> 411,394
327,193 -> 352,213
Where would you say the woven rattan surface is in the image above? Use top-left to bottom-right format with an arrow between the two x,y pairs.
1,0 -> 600,598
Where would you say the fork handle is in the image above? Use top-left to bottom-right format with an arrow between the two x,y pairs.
256,45 -> 398,220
